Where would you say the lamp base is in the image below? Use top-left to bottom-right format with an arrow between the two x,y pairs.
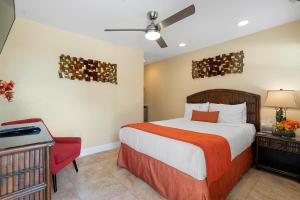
275,108 -> 286,122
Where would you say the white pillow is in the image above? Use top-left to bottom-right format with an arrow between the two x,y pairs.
209,102 -> 247,124
184,102 -> 209,120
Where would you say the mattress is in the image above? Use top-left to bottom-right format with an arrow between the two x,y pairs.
119,118 -> 256,180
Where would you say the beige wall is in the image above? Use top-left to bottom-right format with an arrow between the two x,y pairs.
145,20 -> 300,126
0,18 -> 144,149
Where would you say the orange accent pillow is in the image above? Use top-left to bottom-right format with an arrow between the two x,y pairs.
191,110 -> 219,123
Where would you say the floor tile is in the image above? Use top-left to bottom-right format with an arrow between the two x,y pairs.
52,149 -> 300,200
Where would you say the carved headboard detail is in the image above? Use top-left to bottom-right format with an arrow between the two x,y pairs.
187,89 -> 261,131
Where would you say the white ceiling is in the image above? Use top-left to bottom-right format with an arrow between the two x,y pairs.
15,0 -> 300,63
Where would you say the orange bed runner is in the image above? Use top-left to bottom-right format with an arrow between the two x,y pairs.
123,122 -> 231,186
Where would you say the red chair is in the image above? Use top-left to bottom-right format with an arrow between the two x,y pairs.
1,118 -> 81,192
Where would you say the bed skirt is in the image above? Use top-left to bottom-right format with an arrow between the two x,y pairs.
117,143 -> 253,200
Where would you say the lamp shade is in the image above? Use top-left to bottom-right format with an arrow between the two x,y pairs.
264,90 -> 298,108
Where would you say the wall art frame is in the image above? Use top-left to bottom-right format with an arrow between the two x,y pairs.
192,51 -> 244,79
58,54 -> 117,84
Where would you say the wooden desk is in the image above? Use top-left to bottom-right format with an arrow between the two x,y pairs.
0,122 -> 54,200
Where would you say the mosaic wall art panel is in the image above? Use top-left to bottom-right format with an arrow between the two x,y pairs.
192,51 -> 244,79
58,54 -> 117,84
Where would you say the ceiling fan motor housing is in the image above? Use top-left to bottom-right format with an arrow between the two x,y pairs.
146,23 -> 160,32
147,11 -> 159,21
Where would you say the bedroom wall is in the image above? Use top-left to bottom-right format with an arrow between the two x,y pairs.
145,20 -> 300,126
0,18 -> 144,150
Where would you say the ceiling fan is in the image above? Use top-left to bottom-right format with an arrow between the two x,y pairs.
104,4 -> 196,48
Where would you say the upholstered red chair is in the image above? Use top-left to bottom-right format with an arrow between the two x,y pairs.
1,118 -> 81,192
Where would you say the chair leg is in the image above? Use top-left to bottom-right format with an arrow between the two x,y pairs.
73,160 -> 78,172
52,174 -> 57,193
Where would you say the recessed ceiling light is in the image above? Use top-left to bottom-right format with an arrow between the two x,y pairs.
179,43 -> 186,47
238,20 -> 249,27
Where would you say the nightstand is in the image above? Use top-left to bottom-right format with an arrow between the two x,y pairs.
256,132 -> 300,182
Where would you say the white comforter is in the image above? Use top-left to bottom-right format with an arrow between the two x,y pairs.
119,118 -> 256,180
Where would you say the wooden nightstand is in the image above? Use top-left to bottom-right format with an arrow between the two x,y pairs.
256,132 -> 300,182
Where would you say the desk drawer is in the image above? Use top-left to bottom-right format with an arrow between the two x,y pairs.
0,147 -> 46,198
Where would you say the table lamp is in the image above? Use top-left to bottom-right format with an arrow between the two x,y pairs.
264,89 -> 298,122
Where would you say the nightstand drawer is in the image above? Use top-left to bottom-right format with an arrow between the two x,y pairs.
257,136 -> 287,151
269,139 -> 287,150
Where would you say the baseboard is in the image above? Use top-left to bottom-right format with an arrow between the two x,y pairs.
80,141 -> 120,157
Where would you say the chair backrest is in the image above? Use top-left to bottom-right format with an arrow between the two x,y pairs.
1,118 -> 54,138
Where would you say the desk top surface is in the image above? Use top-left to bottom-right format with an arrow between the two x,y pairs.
0,122 -> 54,150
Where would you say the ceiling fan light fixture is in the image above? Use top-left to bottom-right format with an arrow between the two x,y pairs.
145,30 -> 160,41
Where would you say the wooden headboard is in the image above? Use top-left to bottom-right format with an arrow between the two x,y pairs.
187,89 -> 261,131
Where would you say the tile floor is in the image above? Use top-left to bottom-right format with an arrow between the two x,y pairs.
52,149 -> 300,200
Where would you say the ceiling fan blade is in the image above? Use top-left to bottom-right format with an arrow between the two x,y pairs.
104,29 -> 146,32
156,37 -> 168,48
158,5 -> 195,29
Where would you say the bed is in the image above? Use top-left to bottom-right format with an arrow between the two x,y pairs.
118,89 -> 261,200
